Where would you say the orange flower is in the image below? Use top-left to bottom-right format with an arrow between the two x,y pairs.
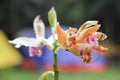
56,21 -> 108,64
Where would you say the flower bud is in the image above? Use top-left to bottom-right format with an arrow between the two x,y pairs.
48,7 -> 57,27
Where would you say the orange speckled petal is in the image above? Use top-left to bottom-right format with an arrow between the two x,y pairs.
95,32 -> 107,41
56,23 -> 68,48
76,25 -> 100,43
67,27 -> 77,34
77,23 -> 90,33
82,54 -> 92,64
78,21 -> 98,33
92,45 -> 108,53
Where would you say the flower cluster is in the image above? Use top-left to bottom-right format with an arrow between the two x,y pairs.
9,9 -> 107,64
9,7 -> 108,80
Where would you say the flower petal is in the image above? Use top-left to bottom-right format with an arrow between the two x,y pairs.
48,33 -> 58,44
78,21 -> 98,32
29,47 -> 42,57
76,25 -> 100,43
68,43 -> 92,56
68,43 -> 93,64
78,23 -> 91,32
42,38 -> 53,49
92,45 -> 108,53
95,32 -> 107,41
66,27 -> 77,34
9,37 -> 43,48
56,23 -> 68,49
82,54 -> 92,64
33,15 -> 45,39
85,21 -> 98,26
86,32 -> 98,46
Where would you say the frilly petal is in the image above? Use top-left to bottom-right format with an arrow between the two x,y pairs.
95,32 -> 107,41
86,32 -> 98,46
29,47 -> 42,57
82,54 -> 92,64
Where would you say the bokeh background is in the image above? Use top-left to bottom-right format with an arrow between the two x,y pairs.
0,0 -> 120,80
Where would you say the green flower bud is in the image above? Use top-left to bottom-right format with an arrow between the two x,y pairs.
48,7 -> 57,27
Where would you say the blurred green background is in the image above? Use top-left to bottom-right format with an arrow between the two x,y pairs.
0,66 -> 120,80
0,0 -> 120,80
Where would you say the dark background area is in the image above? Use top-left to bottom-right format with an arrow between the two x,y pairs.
0,0 -> 120,44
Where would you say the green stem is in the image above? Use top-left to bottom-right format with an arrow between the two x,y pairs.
53,41 -> 59,80
51,27 -> 55,40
